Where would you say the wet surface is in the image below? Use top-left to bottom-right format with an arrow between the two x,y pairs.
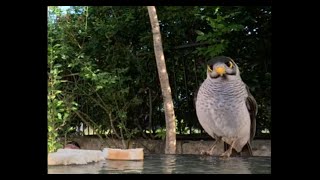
48,154 -> 271,174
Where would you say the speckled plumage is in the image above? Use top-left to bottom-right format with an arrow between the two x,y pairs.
195,56 -> 257,157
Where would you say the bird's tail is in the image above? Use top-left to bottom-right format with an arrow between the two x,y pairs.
224,142 -> 253,157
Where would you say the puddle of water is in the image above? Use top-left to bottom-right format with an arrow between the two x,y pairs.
48,154 -> 271,174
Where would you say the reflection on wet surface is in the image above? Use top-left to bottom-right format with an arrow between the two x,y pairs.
48,154 -> 271,174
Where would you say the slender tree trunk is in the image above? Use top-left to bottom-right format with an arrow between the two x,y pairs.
147,6 -> 176,154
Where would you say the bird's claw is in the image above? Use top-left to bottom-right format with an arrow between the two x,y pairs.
200,150 -> 214,156
220,151 -> 231,158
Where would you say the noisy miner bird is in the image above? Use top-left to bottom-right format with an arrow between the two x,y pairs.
195,56 -> 257,158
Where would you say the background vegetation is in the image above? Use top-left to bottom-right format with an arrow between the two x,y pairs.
48,6 -> 271,152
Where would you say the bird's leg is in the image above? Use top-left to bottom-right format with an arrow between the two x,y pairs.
220,141 -> 235,158
208,138 -> 221,155
201,138 -> 221,156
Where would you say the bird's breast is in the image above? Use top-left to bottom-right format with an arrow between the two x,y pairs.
196,79 -> 250,138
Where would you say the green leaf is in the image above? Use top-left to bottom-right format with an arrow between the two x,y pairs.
96,85 -> 103,90
214,7 -> 220,15
49,94 -> 56,99
64,112 -> 69,119
57,113 -> 62,120
48,126 -> 53,132
196,35 -> 207,42
61,55 -> 68,60
53,44 -> 61,48
195,30 -> 204,36
57,100 -> 63,107
55,64 -> 62,68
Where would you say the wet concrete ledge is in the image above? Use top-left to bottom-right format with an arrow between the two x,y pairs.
64,137 -> 271,157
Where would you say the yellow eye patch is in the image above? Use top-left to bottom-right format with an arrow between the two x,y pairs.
226,61 -> 233,68
207,65 -> 213,72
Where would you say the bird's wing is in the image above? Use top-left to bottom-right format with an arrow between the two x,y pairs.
245,84 -> 258,143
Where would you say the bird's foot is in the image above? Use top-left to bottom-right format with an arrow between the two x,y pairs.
220,150 -> 232,158
200,150 -> 214,156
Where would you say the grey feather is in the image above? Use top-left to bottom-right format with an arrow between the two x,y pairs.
195,56 -> 258,157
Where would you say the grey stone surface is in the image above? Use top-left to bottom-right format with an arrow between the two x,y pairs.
63,137 -> 271,156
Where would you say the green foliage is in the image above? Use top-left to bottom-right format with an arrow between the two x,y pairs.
47,6 -> 271,142
176,118 -> 189,134
194,8 -> 244,58
155,128 -> 166,140
48,12 -> 78,152
48,6 -> 146,149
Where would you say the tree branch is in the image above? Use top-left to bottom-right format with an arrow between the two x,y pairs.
73,110 -> 113,148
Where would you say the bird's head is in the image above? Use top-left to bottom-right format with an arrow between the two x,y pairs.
206,56 -> 240,80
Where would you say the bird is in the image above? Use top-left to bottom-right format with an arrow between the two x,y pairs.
195,56 -> 257,158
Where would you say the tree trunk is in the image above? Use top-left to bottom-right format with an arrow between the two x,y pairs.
147,6 -> 176,154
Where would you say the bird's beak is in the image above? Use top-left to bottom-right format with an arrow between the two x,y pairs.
215,66 -> 226,76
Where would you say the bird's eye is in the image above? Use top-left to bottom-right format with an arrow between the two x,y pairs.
225,61 -> 233,68
207,65 -> 213,72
